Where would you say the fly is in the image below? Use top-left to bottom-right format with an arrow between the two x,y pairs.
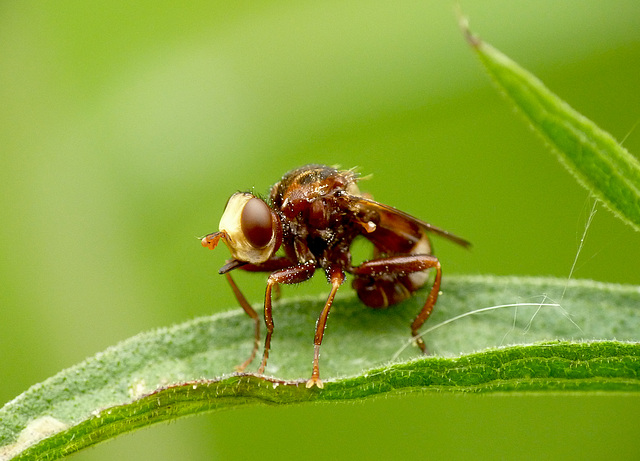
201,164 -> 470,388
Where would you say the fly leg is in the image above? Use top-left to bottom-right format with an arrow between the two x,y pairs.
219,256 -> 297,372
307,266 -> 345,389
353,254 -> 442,353
224,272 -> 260,372
260,262 -> 316,375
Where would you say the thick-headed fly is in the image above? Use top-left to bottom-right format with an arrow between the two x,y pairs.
201,164 -> 469,388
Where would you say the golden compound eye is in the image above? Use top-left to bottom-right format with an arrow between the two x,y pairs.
241,197 -> 273,248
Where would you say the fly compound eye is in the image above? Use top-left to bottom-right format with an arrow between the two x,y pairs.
241,198 -> 273,248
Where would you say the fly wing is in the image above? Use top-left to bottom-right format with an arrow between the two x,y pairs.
344,194 -> 471,254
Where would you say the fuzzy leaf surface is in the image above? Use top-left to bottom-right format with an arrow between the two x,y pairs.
1,276 -> 639,460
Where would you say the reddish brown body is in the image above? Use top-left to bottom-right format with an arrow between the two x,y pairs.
202,165 -> 469,388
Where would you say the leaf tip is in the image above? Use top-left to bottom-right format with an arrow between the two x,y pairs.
455,8 -> 481,49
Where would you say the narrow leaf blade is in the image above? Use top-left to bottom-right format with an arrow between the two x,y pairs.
463,21 -> 640,231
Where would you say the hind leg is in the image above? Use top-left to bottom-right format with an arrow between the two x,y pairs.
352,254 -> 441,353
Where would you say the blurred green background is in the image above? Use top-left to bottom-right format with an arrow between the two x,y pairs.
2,1 -> 640,459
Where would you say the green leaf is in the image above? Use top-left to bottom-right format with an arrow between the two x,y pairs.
2,275 -> 640,460
462,19 -> 640,232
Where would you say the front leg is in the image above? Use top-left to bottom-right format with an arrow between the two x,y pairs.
259,262 -> 317,375
220,256 -> 297,372
224,272 -> 260,373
